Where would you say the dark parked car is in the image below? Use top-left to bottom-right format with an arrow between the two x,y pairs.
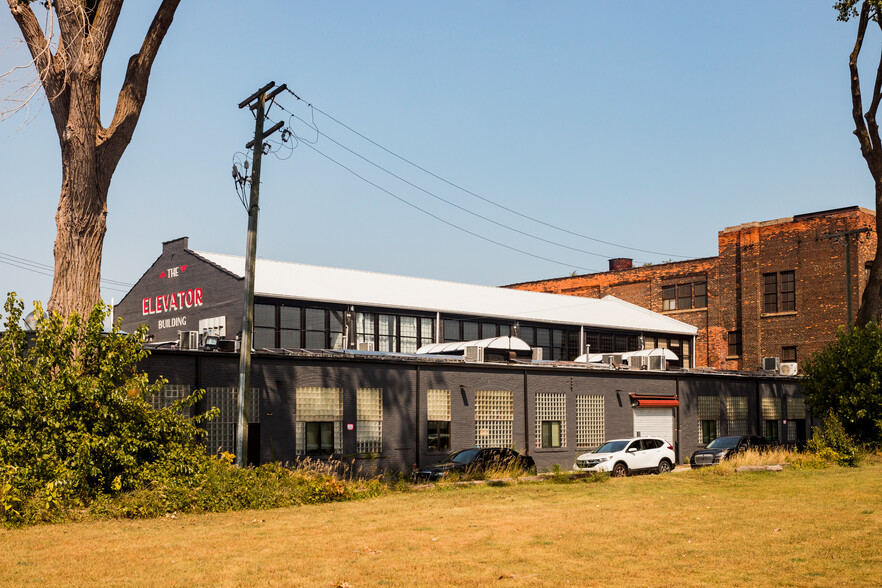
690,435 -> 769,468
412,447 -> 536,482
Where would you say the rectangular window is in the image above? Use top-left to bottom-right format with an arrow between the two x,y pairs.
763,273 -> 778,313
357,388 -> 383,454
378,314 -> 396,352
475,390 -> 513,448
677,283 -> 693,310
780,271 -> 796,312
253,303 -> 276,349
693,282 -> 707,308
357,312 -> 375,348
662,285 -> 676,311
576,395 -> 605,448
305,308 -> 326,348
329,310 -> 344,350
279,305 -> 301,348
443,319 -> 460,342
728,331 -> 742,357
764,271 -> 796,313
535,392 -> 566,449
498,324 -> 511,337
762,397 -> 782,442
698,396 -> 720,444
427,389 -> 451,452
541,421 -> 562,448
481,323 -> 498,338
420,317 -> 434,347
296,387 -> 343,455
520,326 -> 535,346
782,346 -> 797,363
462,321 -> 479,341
399,316 -> 418,353
785,397 -> 806,443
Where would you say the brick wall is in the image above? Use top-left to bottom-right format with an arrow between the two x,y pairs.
509,207 -> 877,370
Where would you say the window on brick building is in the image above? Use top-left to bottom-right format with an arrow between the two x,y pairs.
662,281 -> 707,311
764,271 -> 796,313
782,346 -> 797,363
728,331 -> 742,357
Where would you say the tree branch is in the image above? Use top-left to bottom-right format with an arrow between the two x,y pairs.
850,2 -> 879,175
88,0 -> 124,69
866,14 -> 882,171
99,0 -> 180,174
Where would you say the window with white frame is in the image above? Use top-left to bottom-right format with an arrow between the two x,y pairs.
726,397 -> 748,436
357,388 -> 383,454
576,395 -> 605,449
427,389 -> 451,452
762,397 -> 782,442
475,390 -> 513,448
296,387 -> 343,455
698,396 -> 720,444
535,392 -> 566,448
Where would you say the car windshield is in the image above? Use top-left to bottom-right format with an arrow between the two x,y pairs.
706,437 -> 740,449
594,441 -> 629,453
440,449 -> 481,465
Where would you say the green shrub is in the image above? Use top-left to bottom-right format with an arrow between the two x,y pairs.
802,323 -> 882,447
805,410 -> 863,468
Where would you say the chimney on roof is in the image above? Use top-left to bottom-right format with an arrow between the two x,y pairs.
608,258 -> 633,272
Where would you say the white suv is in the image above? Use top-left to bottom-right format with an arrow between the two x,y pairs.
574,437 -> 675,477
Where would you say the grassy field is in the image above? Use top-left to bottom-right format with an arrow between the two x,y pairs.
2,458 -> 881,587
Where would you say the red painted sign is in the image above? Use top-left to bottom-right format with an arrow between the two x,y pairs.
142,288 -> 204,316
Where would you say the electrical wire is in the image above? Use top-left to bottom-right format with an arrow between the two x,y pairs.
0,251 -> 133,292
283,89 -> 691,260
272,106 -> 626,262
297,140 -> 605,273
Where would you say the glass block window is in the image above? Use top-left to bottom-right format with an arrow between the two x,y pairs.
787,397 -> 806,419
151,383 -> 191,412
357,388 -> 383,454
427,389 -> 451,452
204,387 -> 261,456
295,387 -> 343,456
762,397 -> 782,441
726,397 -> 748,436
535,392 -> 566,448
475,390 -> 514,448
576,395 -> 605,448
698,396 -> 720,444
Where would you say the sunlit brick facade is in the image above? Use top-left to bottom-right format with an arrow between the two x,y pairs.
508,207 -> 877,370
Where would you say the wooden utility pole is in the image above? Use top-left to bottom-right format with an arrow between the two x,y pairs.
235,82 -> 286,467
822,227 -> 871,330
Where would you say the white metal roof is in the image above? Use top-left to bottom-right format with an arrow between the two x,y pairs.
194,250 -> 697,336
416,336 -> 533,355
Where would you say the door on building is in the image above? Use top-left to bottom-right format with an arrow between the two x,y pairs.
633,407 -> 675,445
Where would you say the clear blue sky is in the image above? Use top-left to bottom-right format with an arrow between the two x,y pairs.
0,1 -> 877,313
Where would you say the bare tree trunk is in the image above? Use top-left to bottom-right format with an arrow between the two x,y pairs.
7,0 -> 180,317
856,181 -> 882,325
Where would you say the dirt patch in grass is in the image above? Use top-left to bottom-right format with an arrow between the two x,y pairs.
2,458 -> 881,586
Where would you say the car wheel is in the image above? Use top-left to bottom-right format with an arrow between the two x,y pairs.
657,459 -> 673,474
611,462 -> 628,477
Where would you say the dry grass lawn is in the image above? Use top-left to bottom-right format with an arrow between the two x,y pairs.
2,457 -> 881,587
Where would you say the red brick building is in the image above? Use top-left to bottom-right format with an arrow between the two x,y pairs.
508,206 -> 877,371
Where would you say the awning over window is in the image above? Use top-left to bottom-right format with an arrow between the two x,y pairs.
630,394 -> 679,408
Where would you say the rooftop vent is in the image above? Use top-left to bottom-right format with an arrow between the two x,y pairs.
608,258 -> 633,272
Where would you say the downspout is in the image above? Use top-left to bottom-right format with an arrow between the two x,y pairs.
675,376 -> 681,464
523,368 -> 530,455
415,364 -> 421,468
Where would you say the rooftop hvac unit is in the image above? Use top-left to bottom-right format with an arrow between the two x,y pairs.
178,330 -> 198,350
762,357 -> 781,372
464,346 -> 484,363
780,362 -> 799,376
648,355 -> 666,371
602,353 -> 624,367
629,356 -> 648,370
357,341 -> 375,351
532,347 -> 543,361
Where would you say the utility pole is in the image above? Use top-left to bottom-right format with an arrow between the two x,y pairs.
235,82 -> 286,467
822,227 -> 870,330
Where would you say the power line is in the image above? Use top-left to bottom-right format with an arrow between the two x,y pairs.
283,89 -> 691,260
0,250 -> 133,292
271,105 -> 623,262
298,140 -> 605,273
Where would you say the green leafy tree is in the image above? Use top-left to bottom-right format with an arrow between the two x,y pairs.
836,1 -> 882,325
801,322 -> 882,446
0,292 -> 214,521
